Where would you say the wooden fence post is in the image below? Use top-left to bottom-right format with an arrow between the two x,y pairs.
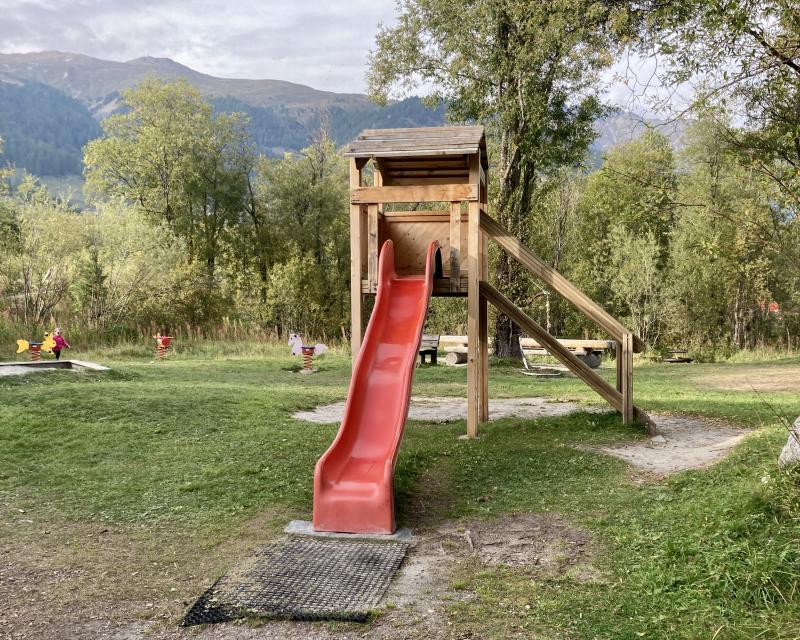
349,159 -> 363,366
621,332 -> 634,424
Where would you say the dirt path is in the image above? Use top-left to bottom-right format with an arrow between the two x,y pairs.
694,363 -> 800,393
593,414 -> 750,475
293,396 -> 596,424
0,512 -> 596,640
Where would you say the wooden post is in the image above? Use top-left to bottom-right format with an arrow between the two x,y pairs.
479,172 -> 489,422
349,158 -> 363,366
621,332 -> 634,424
615,342 -> 623,393
449,201 -> 461,293
479,290 -> 489,422
467,153 -> 481,438
367,204 -> 379,292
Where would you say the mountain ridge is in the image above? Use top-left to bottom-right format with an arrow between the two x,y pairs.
0,51 -> 376,117
0,51 -> 688,179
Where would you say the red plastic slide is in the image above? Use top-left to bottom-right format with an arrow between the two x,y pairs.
313,239 -> 440,534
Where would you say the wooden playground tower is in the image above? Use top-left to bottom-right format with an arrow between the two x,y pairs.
345,126 -> 655,438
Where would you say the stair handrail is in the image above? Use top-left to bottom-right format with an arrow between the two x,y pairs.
479,211 -> 645,353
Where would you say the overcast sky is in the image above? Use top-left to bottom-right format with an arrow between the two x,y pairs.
1,0 -> 673,113
0,0 -> 399,92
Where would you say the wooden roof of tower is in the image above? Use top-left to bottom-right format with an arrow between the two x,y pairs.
345,126 -> 487,182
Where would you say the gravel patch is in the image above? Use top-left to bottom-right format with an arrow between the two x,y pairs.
293,396 -> 596,424
594,414 -> 750,475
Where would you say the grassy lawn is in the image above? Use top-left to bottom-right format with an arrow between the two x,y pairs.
1,345 -> 798,639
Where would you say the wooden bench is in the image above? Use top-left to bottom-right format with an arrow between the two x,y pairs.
664,349 -> 693,363
520,338 -> 614,370
419,334 -> 440,365
438,335 -> 614,369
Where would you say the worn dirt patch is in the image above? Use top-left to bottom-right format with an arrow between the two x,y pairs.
695,364 -> 800,393
293,396 -> 596,424
174,514 -> 596,640
594,414 -> 750,475
464,514 -> 595,575
1,509 -> 596,640
0,506 -> 289,640
335,512 -> 597,640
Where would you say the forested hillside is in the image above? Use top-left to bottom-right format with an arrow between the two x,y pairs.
0,78 -> 101,175
0,51 -> 685,178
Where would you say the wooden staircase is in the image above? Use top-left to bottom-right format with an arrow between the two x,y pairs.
479,212 -> 656,435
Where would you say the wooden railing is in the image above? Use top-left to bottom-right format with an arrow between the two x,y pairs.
479,212 -> 655,433
480,212 -> 645,353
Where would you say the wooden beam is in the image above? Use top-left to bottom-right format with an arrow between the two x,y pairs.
383,169 -> 469,178
349,158 -> 363,365
621,332 -> 634,425
520,338 -> 615,350
345,149 -> 481,159
449,202 -> 461,293
348,140 -> 481,152
362,277 -> 468,296
480,281 -> 657,434
351,184 -> 477,204
467,154 -> 481,438
480,212 -> 646,353
382,212 -> 450,223
383,177 -> 470,186
383,158 -> 468,169
367,204 -> 379,292
480,227 -> 489,422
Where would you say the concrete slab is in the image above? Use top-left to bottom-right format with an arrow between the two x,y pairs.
0,360 -> 110,376
68,360 -> 111,371
285,520 -> 413,544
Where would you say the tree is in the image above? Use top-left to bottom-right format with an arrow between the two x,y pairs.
0,138 -> 20,255
84,79 -> 253,278
249,132 -> 350,337
572,129 -> 677,338
368,0 -> 635,356
1,193 -> 82,326
665,118 -> 793,352
642,1 -> 800,217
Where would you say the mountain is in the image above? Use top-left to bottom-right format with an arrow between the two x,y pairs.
0,51 -> 375,118
0,76 -> 101,176
591,110 -> 689,164
0,51 -> 688,179
0,51 -> 448,170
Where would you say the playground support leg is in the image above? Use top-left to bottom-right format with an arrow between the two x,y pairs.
479,233 -> 489,422
467,157 -> 481,438
621,332 -> 634,424
349,159 -> 364,367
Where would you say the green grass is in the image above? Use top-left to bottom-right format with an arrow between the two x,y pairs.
1,347 -> 798,638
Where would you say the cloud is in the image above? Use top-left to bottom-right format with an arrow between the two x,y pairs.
0,2 -> 681,115
0,0 -> 397,92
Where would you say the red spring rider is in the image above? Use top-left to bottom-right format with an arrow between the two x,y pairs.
154,333 -> 174,360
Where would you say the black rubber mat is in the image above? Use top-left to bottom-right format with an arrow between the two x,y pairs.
181,537 -> 408,625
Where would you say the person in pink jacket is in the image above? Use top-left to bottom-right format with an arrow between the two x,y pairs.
52,327 -> 71,360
